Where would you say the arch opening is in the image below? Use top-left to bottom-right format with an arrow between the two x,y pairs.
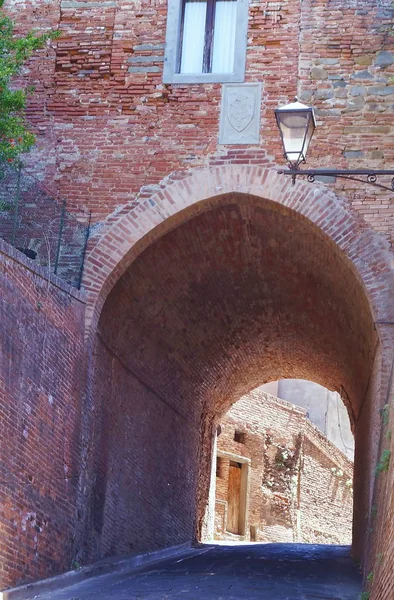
208,380 -> 354,546
81,192 -> 384,567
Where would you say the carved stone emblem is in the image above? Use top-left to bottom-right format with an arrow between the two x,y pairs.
226,92 -> 256,132
219,83 -> 262,145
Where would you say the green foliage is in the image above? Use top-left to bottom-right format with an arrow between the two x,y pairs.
0,0 -> 59,162
367,572 -> 374,583
377,552 -> 384,565
0,199 -> 12,210
376,449 -> 391,474
360,593 -> 370,600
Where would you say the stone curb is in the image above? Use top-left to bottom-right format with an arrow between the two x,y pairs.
2,542 -> 195,600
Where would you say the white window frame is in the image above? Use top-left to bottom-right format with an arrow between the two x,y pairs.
163,0 -> 249,84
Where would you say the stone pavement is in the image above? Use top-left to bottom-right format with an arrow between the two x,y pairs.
33,543 -> 362,600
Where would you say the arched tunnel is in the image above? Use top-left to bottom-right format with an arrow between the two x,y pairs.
82,193 -> 378,565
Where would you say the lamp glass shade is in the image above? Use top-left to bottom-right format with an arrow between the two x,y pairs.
275,101 -> 316,168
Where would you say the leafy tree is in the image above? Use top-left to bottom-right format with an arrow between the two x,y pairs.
0,0 -> 59,163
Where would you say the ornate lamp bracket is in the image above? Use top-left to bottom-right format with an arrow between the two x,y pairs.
277,169 -> 394,192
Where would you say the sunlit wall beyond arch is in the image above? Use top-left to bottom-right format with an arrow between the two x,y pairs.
209,384 -> 354,545
276,379 -> 355,460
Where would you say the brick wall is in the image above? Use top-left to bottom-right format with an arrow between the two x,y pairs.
214,389 -> 353,545
1,0 -> 394,595
73,333 -> 199,564
0,160 -> 90,288
2,0 -> 394,244
301,425 -> 353,545
0,240 -> 86,590
67,266 -> 203,567
79,196 -> 385,570
358,366 -> 394,600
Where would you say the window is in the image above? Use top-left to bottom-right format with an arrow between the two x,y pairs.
179,0 -> 237,75
234,429 -> 246,444
163,0 -> 248,84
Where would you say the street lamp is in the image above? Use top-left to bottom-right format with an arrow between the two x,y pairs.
275,99 -> 394,190
274,100 -> 316,170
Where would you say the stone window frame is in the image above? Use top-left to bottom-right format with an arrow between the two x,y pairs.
163,0 -> 249,84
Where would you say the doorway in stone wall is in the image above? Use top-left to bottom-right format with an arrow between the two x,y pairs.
227,461 -> 242,533
220,456 -> 249,537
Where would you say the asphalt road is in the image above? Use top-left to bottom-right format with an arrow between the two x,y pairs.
34,543 -> 362,600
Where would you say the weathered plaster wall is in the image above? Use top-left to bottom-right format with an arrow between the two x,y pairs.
214,390 -> 353,545
0,240 -> 86,590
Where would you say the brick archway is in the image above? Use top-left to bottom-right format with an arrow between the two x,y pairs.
80,165 -> 394,568
84,165 -> 394,338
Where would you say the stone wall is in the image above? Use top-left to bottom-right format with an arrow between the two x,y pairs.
0,240 -> 86,589
214,390 -> 353,545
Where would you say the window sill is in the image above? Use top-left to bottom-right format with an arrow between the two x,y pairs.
163,71 -> 245,85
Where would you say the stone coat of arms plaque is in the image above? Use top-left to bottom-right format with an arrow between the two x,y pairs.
219,83 -> 262,145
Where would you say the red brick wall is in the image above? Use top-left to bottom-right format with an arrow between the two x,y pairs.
79,196 -> 383,567
3,0 -> 394,244
73,333 -> 199,564
358,369 -> 394,600
215,390 -> 353,545
1,0 -> 394,595
0,240 -> 86,590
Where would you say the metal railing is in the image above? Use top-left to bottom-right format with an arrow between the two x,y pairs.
0,159 -> 91,289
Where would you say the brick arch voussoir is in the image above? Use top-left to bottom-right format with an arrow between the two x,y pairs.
83,165 -> 394,339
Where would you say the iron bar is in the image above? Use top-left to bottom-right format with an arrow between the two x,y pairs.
278,169 -> 394,176
0,160 -> 90,288
11,163 -> 22,246
54,199 -> 66,275
278,168 -> 394,191
77,211 -> 91,290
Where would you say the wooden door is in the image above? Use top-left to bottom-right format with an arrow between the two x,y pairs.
227,461 -> 242,534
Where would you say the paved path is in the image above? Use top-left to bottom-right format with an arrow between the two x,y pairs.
35,543 -> 362,600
